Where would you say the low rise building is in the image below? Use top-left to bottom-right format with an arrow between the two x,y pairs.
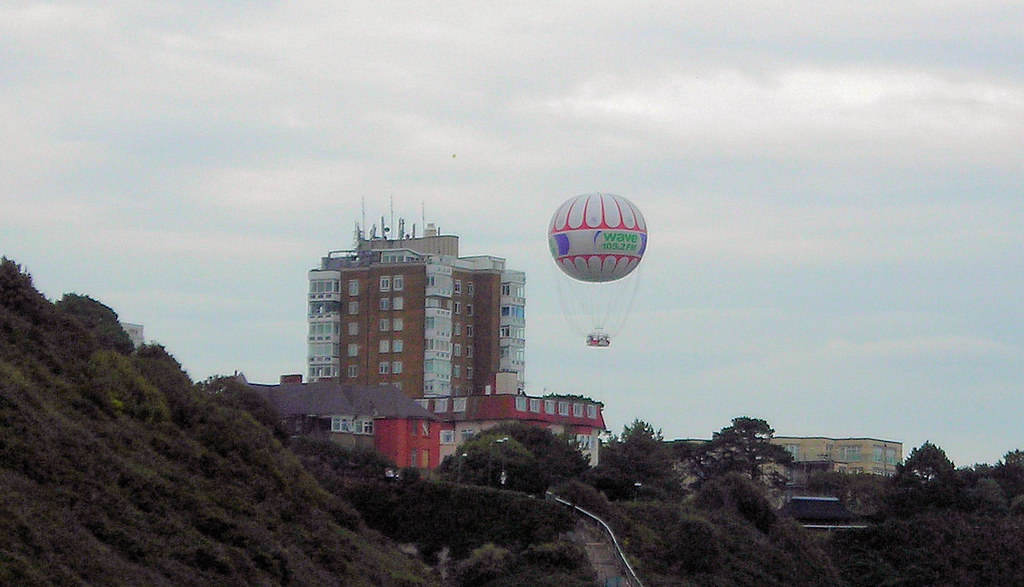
249,377 -> 441,470
249,373 -> 608,472
772,436 -> 902,486
416,373 -> 607,466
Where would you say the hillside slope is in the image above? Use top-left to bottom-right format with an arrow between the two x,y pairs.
0,259 -> 435,585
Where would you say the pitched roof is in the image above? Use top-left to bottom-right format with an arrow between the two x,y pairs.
248,380 -> 434,421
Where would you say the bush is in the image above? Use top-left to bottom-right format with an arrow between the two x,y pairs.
1011,495 -> 1024,515
343,480 -> 574,560
696,472 -> 777,533
454,544 -> 513,586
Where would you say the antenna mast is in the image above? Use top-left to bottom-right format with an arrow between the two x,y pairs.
360,197 -> 366,241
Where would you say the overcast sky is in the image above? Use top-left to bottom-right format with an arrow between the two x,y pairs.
3,2 -> 1022,467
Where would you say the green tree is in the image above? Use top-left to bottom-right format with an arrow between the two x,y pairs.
994,449 -> 1024,502
446,429 -> 539,493
586,419 -> 678,500
439,423 -> 590,494
687,417 -> 793,487
805,471 -> 891,517
887,441 -> 962,515
55,293 -> 135,355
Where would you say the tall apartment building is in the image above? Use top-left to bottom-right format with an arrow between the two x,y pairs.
307,223 -> 526,398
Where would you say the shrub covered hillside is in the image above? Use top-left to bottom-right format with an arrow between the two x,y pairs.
0,259 -> 435,585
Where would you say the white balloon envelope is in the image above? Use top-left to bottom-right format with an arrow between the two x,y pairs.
548,193 -> 648,282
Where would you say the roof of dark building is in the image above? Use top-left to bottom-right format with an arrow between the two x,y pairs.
248,380 -> 434,421
780,496 -> 859,522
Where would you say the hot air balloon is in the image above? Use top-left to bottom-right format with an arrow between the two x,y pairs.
548,193 -> 647,347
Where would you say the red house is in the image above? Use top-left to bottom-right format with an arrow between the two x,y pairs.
249,377 -> 441,470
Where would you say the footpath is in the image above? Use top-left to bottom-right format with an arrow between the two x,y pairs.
568,518 -> 628,586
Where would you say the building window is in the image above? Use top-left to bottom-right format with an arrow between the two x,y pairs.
454,322 -> 462,336
840,445 -> 861,462
467,282 -> 474,296
454,280 -> 462,295
500,325 -> 511,337
530,398 -> 541,413
515,397 -> 527,412
572,403 -> 583,418
392,339 -> 403,353
348,280 -> 359,296
393,296 -> 404,310
379,318 -> 390,331
576,434 -> 594,450
347,343 -> 358,357
500,305 -> 524,319
558,401 -> 569,416
466,324 -> 473,337
392,361 -> 402,374
379,297 -> 390,311
466,346 -> 473,358
393,275 -> 404,291
453,343 -> 462,357
331,417 -> 354,432
441,430 -> 455,444
453,398 -> 467,412
466,366 -> 472,379
453,301 -> 461,314
348,301 -> 359,315
453,364 -> 461,378
873,446 -> 884,463
466,304 -> 473,316
421,421 -> 430,436
348,322 -> 358,335
545,400 -> 556,415
379,276 -> 391,292
786,445 -> 800,460
347,365 -> 358,378
379,340 -> 390,353
886,447 -> 898,465
434,398 -> 449,413
379,362 -> 390,374
461,429 -> 475,442
392,318 -> 403,331
586,404 -> 597,419
361,419 -> 374,435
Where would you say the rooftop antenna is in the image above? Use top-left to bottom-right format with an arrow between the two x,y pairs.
360,197 -> 366,241
421,201 -> 426,235
390,195 -> 395,240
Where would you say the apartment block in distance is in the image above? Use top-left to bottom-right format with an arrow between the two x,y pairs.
307,222 -> 526,398
771,436 -> 903,486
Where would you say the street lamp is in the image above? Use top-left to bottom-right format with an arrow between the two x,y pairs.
456,452 -> 468,484
491,437 -> 509,487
